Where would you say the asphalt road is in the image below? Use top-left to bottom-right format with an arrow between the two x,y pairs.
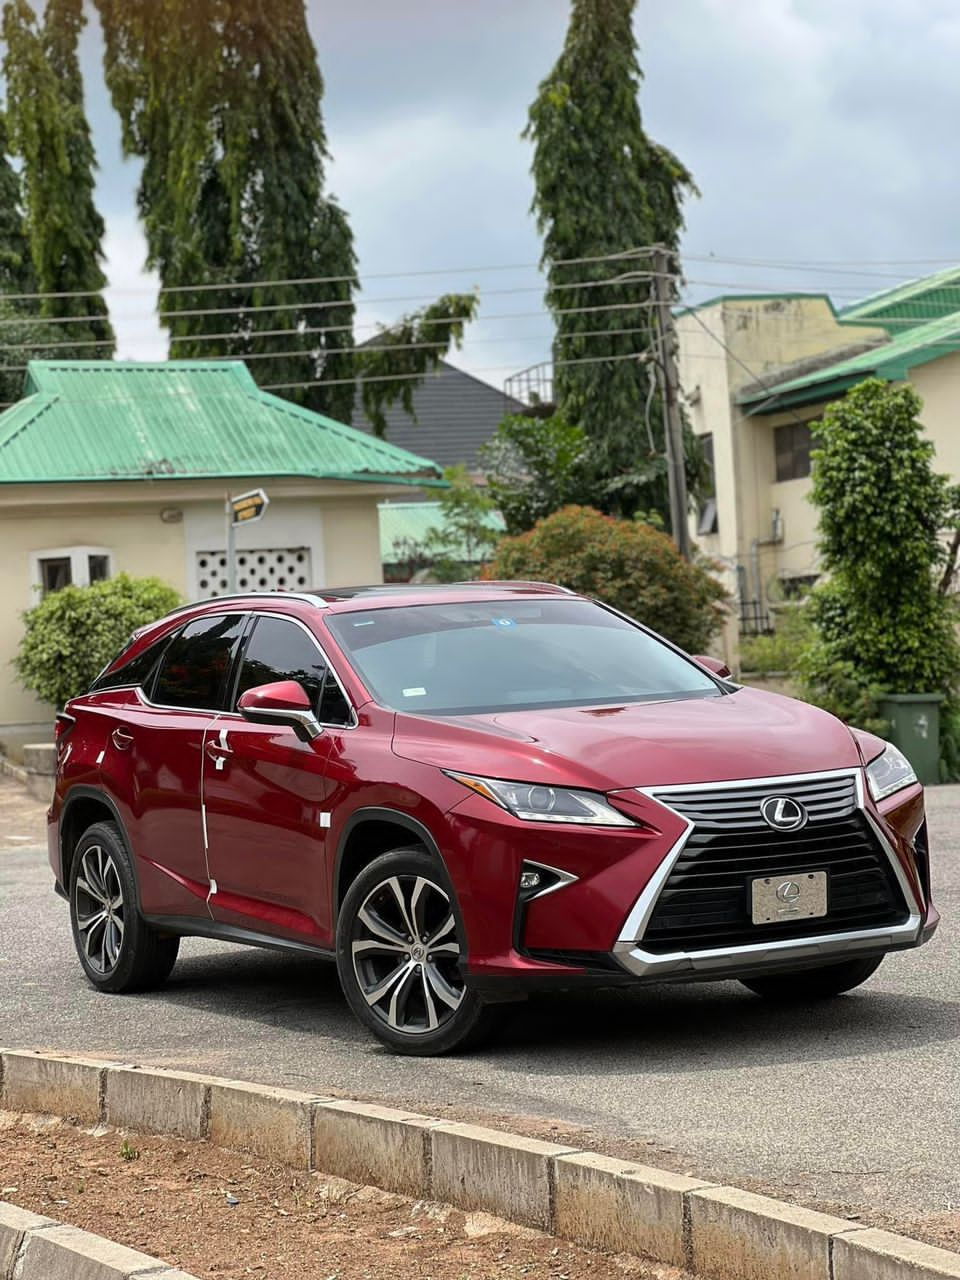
2,785 -> 958,1227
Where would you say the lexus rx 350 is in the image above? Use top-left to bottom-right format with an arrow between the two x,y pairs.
48,583 -> 938,1054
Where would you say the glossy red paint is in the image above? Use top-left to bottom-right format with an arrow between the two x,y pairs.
49,585 -> 939,1000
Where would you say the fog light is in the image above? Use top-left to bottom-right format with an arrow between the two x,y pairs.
519,870 -> 542,891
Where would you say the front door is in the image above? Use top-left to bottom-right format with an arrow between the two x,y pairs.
202,614 -> 353,948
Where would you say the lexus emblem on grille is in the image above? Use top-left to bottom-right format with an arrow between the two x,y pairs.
760,796 -> 808,832
776,880 -> 802,903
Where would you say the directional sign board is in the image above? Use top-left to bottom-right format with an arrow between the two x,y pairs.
229,488 -> 269,527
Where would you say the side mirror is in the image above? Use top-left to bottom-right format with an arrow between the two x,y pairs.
237,680 -> 322,742
694,655 -> 732,679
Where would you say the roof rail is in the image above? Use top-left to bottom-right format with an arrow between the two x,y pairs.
453,579 -> 576,595
157,590 -> 330,623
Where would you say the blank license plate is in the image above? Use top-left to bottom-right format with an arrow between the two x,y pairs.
751,871 -> 828,926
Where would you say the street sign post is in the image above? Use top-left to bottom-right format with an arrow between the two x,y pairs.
225,488 -> 269,593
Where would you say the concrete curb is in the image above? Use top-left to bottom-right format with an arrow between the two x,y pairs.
3,1048 -> 960,1280
0,1200 -> 197,1280
0,754 -> 28,785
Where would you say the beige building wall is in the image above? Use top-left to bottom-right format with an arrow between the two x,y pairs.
320,497 -> 384,587
678,295 -> 886,664
910,352 -> 960,477
0,499 -> 187,728
0,479 -> 391,733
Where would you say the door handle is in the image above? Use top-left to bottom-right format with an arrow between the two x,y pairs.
206,744 -> 231,772
111,727 -> 134,750
206,727 -> 232,772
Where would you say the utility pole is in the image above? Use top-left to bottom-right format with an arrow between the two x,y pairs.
652,246 -> 691,561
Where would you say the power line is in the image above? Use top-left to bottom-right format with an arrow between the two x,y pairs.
0,290 -> 661,335
0,346 -> 654,408
0,320 -> 656,358
262,348 -> 654,392
0,245 -> 659,305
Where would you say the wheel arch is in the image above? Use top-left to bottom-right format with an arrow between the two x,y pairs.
334,807 -> 451,916
60,787 -> 139,902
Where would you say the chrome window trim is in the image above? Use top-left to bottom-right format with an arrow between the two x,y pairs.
613,767 -> 925,979
97,609 -> 357,729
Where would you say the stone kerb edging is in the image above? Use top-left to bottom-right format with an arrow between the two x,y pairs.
2,1049 -> 960,1280
0,1200 -> 198,1280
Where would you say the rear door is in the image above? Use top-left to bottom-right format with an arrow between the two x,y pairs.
202,613 -> 354,947
104,613 -> 248,919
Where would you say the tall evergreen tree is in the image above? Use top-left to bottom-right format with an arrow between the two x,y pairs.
96,0 -> 475,425
525,0 -> 697,521
0,110 -> 34,295
1,0 -> 114,355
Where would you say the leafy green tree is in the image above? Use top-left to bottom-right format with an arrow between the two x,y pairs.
1,0 -> 114,354
359,295 -> 480,437
95,0 -> 474,426
489,505 -> 727,653
799,379 -> 960,741
0,299 -> 63,406
480,412 -> 596,534
422,466 -> 502,582
525,0 -> 697,522
15,574 -> 182,710
0,110 -> 34,295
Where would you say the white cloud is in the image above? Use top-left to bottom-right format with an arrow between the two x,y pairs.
102,215 -> 165,361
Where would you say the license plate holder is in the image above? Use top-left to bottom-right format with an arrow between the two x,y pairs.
751,870 -> 828,926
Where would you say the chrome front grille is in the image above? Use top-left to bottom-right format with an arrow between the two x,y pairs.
640,771 -> 908,954
651,772 -> 858,832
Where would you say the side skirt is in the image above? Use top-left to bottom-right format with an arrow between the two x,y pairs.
142,914 -> 337,961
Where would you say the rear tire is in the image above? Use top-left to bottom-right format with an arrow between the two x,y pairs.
336,847 -> 498,1056
739,955 -> 883,1001
69,821 -> 180,994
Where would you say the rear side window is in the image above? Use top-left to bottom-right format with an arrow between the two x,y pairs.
152,614 -> 246,711
234,615 -> 352,725
91,637 -> 167,692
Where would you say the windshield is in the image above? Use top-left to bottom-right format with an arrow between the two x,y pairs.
326,598 -> 722,715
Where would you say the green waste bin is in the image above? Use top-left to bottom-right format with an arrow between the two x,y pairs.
878,693 -> 943,785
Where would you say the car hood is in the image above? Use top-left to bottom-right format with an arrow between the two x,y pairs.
392,688 -> 863,791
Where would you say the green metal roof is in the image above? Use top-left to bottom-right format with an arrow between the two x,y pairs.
378,500 -> 505,563
837,266 -> 960,332
0,360 -> 443,486
738,310 -> 960,414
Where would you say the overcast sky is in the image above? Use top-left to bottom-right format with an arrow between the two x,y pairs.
61,0 -> 960,386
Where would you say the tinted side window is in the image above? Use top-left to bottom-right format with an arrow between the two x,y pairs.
152,614 -> 246,710
235,616 -> 351,724
91,637 -> 167,692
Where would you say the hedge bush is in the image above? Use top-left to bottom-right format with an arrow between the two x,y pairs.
16,574 -> 181,710
487,505 -> 727,653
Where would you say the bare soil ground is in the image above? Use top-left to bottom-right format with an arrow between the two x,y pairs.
0,1113 -> 688,1280
0,775 -> 48,851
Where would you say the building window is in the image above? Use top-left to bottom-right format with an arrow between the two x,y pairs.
32,546 -> 113,598
774,422 -> 815,482
697,433 -> 719,535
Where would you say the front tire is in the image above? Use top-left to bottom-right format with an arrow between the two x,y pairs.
336,848 -> 497,1055
69,822 -> 180,994
739,955 -> 883,1001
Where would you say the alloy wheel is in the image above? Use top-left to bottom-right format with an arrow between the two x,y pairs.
350,874 -> 465,1035
74,844 -> 125,975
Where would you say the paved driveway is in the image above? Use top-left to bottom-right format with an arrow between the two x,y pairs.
1,778 -> 958,1231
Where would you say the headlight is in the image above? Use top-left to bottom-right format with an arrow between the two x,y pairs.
446,771 -> 635,826
866,743 -> 918,801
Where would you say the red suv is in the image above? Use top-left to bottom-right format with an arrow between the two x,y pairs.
49,583 -> 938,1054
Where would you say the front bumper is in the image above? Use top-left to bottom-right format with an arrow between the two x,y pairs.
451,767 -> 936,995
